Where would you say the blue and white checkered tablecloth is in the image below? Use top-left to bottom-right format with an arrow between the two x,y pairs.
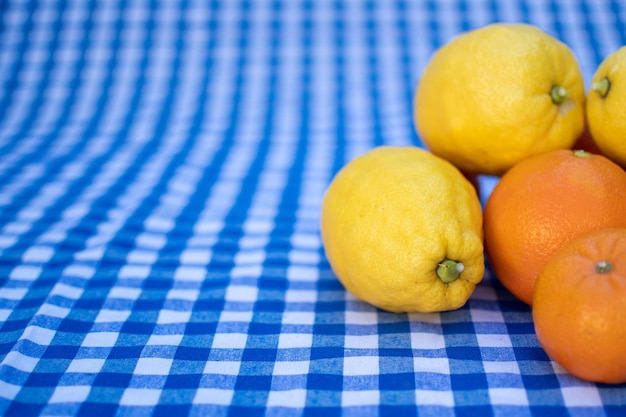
1,0 -> 625,416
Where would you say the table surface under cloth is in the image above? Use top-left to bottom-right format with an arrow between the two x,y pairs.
1,0 -> 625,416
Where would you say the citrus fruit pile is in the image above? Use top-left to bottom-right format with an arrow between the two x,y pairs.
320,22 -> 626,384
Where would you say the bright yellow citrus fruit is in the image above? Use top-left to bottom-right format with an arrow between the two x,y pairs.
320,146 -> 484,313
414,23 -> 585,176
586,46 -> 626,168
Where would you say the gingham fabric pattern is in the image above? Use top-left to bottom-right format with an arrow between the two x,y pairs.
1,1 -> 625,416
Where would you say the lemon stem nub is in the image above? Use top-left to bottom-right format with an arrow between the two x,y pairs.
436,259 -> 464,284
596,261 -> 613,274
550,85 -> 567,105
592,77 -> 611,98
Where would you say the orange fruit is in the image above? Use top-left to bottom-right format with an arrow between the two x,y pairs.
533,228 -> 626,384
483,149 -> 626,304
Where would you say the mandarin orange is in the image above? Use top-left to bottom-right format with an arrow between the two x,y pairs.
484,149 -> 626,304
533,228 -> 626,384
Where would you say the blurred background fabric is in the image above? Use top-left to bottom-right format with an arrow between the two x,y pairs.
0,1 -> 625,416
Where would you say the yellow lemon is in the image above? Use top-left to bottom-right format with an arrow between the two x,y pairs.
415,23 -> 585,176
586,46 -> 626,168
320,146 -> 484,313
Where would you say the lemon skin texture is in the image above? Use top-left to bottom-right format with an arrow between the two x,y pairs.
415,23 -> 585,176
586,46 -> 626,168
320,146 -> 484,313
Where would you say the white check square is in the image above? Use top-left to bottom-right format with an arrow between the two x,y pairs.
82,332 -> 118,348
489,388 -> 529,406
272,361 -> 309,376
0,380 -> 21,401
62,265 -> 95,279
146,334 -> 184,346
49,386 -> 91,404
166,289 -> 199,301
37,304 -> 70,319
342,390 -> 380,406
278,333 -> 313,349
344,334 -> 378,349
4,351 -> 39,372
120,388 -> 162,406
234,250 -> 265,265
410,332 -> 445,350
1,288 -> 27,301
180,249 -> 212,265
107,287 -> 141,300
218,311 -> 253,323
23,326 -> 55,346
230,265 -> 262,279
193,388 -> 234,405
471,309 -> 505,323
133,357 -> 173,375
211,333 -> 247,349
413,357 -> 449,374
174,266 -> 207,281
344,311 -> 377,325
281,312 -> 315,325
203,361 -> 241,375
156,310 -> 191,324
126,249 -> 158,264
225,285 -> 258,302
50,283 -> 83,300
67,358 -> 106,373
22,246 -> 54,262
10,265 -> 42,281
136,233 -> 166,250
118,265 -> 151,279
476,333 -> 513,348
286,266 -> 318,281
343,356 -> 378,376
284,289 -> 316,303
0,309 -> 11,322
95,309 -> 131,323
561,386 -> 603,407
482,361 -> 521,374
267,389 -> 307,407
415,389 -> 454,406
